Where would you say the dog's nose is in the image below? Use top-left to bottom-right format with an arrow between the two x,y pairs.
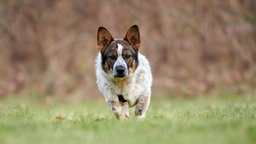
116,65 -> 125,74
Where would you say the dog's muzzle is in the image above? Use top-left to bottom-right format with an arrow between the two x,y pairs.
113,56 -> 128,78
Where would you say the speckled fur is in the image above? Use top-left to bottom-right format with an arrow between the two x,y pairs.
96,52 -> 152,120
95,25 -> 152,120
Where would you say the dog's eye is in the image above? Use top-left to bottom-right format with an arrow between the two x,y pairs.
109,55 -> 117,60
123,55 -> 131,59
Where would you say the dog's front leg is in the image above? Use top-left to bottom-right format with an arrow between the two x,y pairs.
135,95 -> 150,119
107,101 -> 129,120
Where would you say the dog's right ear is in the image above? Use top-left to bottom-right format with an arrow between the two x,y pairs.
97,27 -> 114,53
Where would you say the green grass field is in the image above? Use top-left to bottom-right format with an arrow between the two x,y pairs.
0,95 -> 256,144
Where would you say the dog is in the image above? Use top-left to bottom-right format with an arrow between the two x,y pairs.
95,25 -> 152,120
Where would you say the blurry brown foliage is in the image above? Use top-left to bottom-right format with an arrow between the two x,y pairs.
0,0 -> 255,99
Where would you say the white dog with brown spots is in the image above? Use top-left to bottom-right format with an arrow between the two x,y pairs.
95,25 -> 152,120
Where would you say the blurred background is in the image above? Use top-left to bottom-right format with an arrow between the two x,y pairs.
0,0 -> 255,100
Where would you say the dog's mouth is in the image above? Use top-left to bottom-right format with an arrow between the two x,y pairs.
114,74 -> 126,78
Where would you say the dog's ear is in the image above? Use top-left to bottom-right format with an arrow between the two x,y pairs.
124,25 -> 141,51
97,27 -> 114,53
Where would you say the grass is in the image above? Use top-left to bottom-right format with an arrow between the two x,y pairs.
0,95 -> 256,144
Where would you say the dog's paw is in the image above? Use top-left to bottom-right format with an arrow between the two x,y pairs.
135,115 -> 146,120
114,112 -> 129,120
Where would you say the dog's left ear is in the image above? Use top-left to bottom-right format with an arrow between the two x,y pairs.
124,25 -> 141,51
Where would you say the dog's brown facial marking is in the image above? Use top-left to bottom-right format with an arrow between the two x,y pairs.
101,40 -> 138,77
128,59 -> 137,73
101,42 -> 118,75
98,25 -> 140,77
121,42 -> 138,74
103,59 -> 113,75
102,45 -> 117,75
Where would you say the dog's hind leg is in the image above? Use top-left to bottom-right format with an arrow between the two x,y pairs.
135,95 -> 150,119
108,101 -> 129,120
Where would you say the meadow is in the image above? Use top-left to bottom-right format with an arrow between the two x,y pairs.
0,94 -> 255,144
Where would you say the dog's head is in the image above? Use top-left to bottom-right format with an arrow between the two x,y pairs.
97,25 -> 140,78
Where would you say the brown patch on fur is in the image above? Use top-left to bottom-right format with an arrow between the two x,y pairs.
129,60 -> 137,73
122,48 -> 132,55
112,77 -> 130,89
121,47 -> 138,74
102,44 -> 118,74
103,60 -> 113,74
